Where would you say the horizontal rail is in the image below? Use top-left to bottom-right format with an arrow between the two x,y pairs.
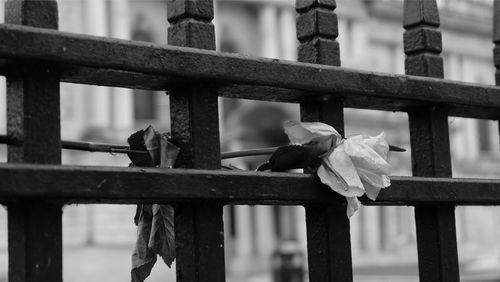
0,24 -> 499,119
0,164 -> 498,205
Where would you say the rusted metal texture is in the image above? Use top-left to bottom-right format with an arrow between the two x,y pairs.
403,1 -> 459,281
165,1 -> 225,282
296,1 -> 353,281
0,25 -> 498,119
4,1 -> 63,282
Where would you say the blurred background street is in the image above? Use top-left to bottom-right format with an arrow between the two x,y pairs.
0,0 -> 499,281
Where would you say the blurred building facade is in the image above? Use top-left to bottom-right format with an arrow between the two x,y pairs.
0,0 -> 499,281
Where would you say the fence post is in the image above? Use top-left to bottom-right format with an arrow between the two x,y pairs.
4,1 -> 62,282
403,1 -> 459,281
296,1 -> 353,281
493,0 -> 500,149
166,1 -> 225,282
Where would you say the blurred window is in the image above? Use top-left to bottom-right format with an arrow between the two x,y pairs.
131,13 -> 157,121
133,90 -> 156,120
477,120 -> 492,152
475,76 -> 494,153
228,205 -> 237,237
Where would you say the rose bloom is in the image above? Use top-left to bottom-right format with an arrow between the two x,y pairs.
283,120 -> 392,217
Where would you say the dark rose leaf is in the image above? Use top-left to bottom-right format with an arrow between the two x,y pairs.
130,126 -> 179,282
127,129 -> 154,167
131,205 -> 157,282
257,145 -> 315,172
150,204 -> 175,267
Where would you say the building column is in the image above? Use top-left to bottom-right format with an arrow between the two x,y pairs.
0,83 -> 5,137
81,0 -> 111,247
259,4 -> 279,58
447,53 -> 466,160
229,205 -> 254,277
275,206 -> 293,240
350,20 -> 367,61
255,206 -> 276,261
235,205 -> 253,258
109,0 -> 133,130
279,7 -> 296,60
464,118 -> 480,159
295,206 -> 307,251
0,0 -> 5,136
350,207 -> 361,254
83,0 -> 111,129
0,0 -> 3,21
488,120 -> 499,152
395,207 -> 410,245
455,207 -> 468,245
361,206 -> 380,254
380,206 -> 398,251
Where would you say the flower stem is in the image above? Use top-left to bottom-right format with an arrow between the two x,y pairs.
0,134 -> 405,159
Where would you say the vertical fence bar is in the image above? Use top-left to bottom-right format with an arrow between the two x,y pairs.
493,0 -> 500,148
166,1 -> 225,282
403,1 -> 459,281
4,1 -> 62,282
296,1 -> 353,281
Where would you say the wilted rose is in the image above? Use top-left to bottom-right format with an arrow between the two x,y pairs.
282,120 -> 392,217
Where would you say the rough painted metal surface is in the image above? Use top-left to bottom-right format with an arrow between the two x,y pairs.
296,1 -> 353,281
166,1 -> 225,282
5,0 -> 58,29
403,1 -> 459,281
493,0 -> 500,145
0,25 -> 499,119
495,0 -> 500,84
0,164 -> 499,205
1,27 -> 500,114
4,1 -> 63,282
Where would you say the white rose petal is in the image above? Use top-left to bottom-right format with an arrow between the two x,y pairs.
361,132 -> 390,159
283,120 -> 340,145
344,138 -> 392,176
356,167 -> 391,189
362,176 -> 390,201
346,197 -> 361,218
317,143 -> 365,198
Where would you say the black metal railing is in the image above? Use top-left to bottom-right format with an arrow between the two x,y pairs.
0,0 -> 499,282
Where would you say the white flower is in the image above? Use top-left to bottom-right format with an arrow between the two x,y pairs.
283,120 -> 392,217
